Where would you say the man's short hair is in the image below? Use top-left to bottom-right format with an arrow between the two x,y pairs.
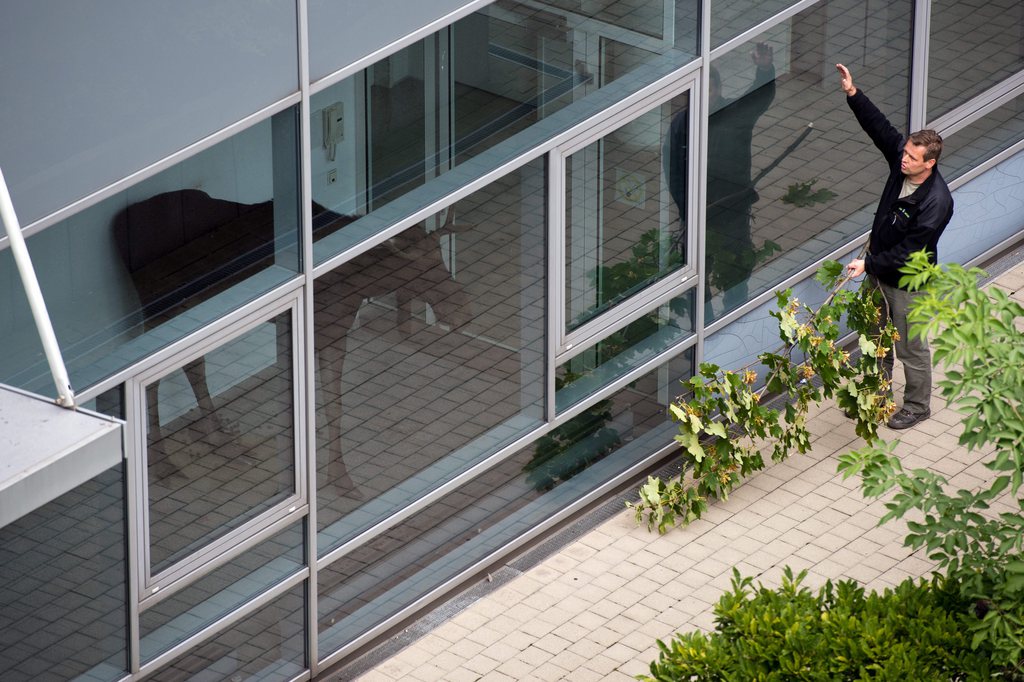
908,129 -> 943,163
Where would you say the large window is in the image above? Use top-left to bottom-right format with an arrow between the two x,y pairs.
0,107 -> 301,397
704,0 -> 912,322
309,0 -> 699,264
314,159 -> 546,557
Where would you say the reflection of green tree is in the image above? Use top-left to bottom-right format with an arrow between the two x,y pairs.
524,373 -> 622,492
598,228 -> 682,307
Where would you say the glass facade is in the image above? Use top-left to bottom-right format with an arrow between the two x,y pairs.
1,0 -> 1022,678
0,465 -> 127,681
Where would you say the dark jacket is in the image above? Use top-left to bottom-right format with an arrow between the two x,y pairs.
847,90 -> 953,288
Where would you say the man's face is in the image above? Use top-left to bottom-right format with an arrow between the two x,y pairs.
901,143 -> 935,180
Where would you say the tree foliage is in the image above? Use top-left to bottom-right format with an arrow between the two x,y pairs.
639,568 -> 993,681
837,251 -> 1024,672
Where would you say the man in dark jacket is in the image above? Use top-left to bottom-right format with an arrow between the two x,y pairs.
837,63 -> 954,430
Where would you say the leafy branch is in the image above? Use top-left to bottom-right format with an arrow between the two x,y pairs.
629,257 -> 898,533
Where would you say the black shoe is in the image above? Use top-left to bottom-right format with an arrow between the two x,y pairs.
886,408 -> 930,430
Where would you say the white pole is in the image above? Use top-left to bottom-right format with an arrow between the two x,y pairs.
0,166 -> 76,408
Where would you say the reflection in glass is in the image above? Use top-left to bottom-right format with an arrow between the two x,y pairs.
558,289 -> 695,411
310,0 -> 698,263
314,160 -> 546,557
317,350 -> 693,655
704,0 -> 912,322
147,313 -> 294,574
711,0 -> 793,48
0,465 -> 127,681
943,93 -> 1024,180
147,584 -> 305,682
928,0 -> 1024,120
706,42 -> 776,318
0,107 -> 300,397
140,523 -> 304,663
566,92 -> 690,331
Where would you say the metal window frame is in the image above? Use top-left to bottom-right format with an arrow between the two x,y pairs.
555,76 -> 700,357
127,293 -> 307,605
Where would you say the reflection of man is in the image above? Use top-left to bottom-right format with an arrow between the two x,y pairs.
704,43 -> 776,318
838,63 -> 954,430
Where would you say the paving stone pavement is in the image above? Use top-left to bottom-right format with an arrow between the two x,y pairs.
348,258 -> 1024,682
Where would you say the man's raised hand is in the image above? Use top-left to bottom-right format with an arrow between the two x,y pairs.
836,63 -> 856,97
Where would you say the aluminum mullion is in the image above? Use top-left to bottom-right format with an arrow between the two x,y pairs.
547,150 -> 563,424
909,0 -> 931,131
125,381 -> 144,674
694,0 -> 711,368
296,0 -> 319,673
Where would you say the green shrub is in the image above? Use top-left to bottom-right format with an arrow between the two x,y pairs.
640,567 -> 993,681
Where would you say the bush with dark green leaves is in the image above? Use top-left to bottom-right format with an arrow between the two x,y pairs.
640,568 -> 993,681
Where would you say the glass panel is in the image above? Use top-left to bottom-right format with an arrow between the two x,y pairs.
711,0 -> 793,49
148,584 -> 305,682
0,465 -> 127,682
1,1 -> 298,224
566,92 -> 690,330
310,0 -> 699,264
541,0 -> 670,40
943,92 -> 1024,180
558,289 -> 695,411
0,107 -> 301,397
140,522 -> 304,663
314,160 -> 546,557
147,312 -> 294,574
317,350 -> 694,656
704,0 -> 912,323
928,0 -> 1024,120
